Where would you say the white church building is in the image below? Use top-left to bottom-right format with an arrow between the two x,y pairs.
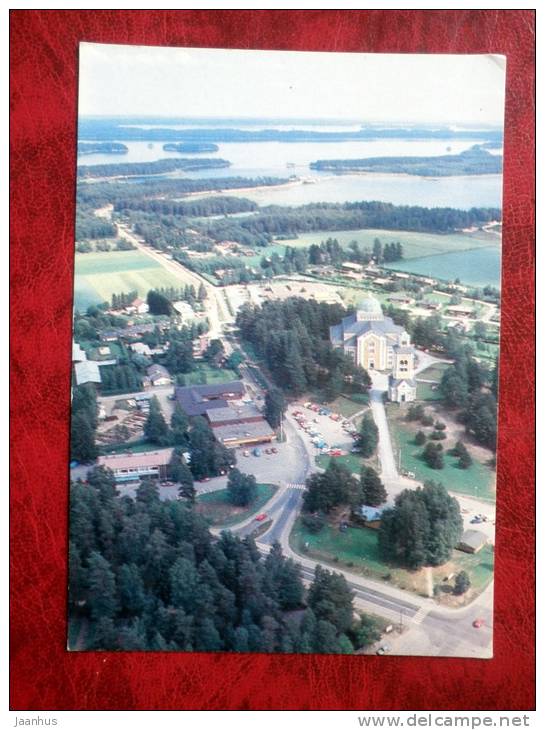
329,296 -> 417,403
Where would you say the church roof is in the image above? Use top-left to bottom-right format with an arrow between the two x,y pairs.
340,314 -> 405,339
389,375 -> 417,388
394,345 -> 414,354
357,296 -> 383,315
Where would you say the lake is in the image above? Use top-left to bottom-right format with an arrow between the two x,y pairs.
383,245 -> 501,288
78,137 -> 502,209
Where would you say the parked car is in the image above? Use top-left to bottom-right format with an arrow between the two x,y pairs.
472,618 -> 485,629
271,447 -> 278,454
255,513 -> 267,522
243,450 -> 250,457
253,447 -> 262,457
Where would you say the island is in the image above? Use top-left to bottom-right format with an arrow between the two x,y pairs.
77,157 -> 231,179
77,142 -> 129,156
309,146 -> 502,177
163,142 -> 220,153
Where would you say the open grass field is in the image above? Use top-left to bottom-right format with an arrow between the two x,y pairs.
74,250 -> 191,310
182,365 -> 240,386
195,483 -> 278,527
290,518 -> 493,605
329,394 -> 369,418
277,228 -> 497,260
417,363 -> 451,382
386,407 -> 496,502
416,363 -> 451,399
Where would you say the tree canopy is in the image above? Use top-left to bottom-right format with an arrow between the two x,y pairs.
378,481 -> 463,570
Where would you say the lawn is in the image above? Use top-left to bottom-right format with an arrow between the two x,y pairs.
386,407 -> 496,502
74,250 -> 191,310
329,394 -> 369,418
99,439 -> 154,455
290,518 -> 494,604
195,483 -> 278,527
416,382 -> 444,401
417,363 -> 451,382
278,229 -> 496,261
182,365 -> 240,386
316,452 -> 366,475
416,363 -> 450,402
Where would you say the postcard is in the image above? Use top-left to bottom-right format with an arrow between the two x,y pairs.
68,44 -> 505,657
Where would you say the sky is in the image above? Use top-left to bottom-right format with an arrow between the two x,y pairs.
78,43 -> 506,127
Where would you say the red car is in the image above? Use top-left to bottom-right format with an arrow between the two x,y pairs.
255,513 -> 267,522
472,618 -> 485,629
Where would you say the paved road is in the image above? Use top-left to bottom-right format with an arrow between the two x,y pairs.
116,223 -> 233,339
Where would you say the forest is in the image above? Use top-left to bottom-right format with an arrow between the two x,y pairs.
163,143 -> 219,153
114,195 -> 258,218
78,117 -> 503,145
75,209 -> 117,241
236,298 -> 371,399
76,175 -> 288,208
68,468 -> 382,653
77,142 -> 128,156
309,146 -> 502,176
189,201 -> 501,242
77,157 -> 231,179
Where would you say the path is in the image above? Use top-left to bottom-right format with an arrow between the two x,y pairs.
116,223 -> 233,339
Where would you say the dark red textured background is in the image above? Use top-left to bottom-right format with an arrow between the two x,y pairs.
10,10 -> 535,711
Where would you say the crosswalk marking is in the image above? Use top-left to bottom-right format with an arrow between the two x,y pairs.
411,606 -> 429,625
286,483 -> 306,490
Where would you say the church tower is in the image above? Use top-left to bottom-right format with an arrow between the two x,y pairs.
392,346 -> 415,380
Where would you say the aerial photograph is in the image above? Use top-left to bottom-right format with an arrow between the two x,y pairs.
68,44 -> 505,657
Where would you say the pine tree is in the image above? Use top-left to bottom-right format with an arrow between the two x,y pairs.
360,466 -> 387,507
227,468 -> 257,507
170,404 -> 189,446
144,396 -> 170,445
118,563 -> 147,615
169,450 -> 195,501
71,411 -> 98,462
264,387 -> 286,429
453,570 -> 471,595
87,551 -> 118,621
358,412 -> 378,458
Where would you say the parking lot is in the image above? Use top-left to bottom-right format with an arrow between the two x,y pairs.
286,401 -> 358,462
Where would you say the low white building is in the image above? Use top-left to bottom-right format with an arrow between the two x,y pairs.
147,364 -> 172,386
74,360 -> 101,386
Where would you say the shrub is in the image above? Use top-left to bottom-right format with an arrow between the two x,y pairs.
453,570 -> 471,595
421,414 -> 434,427
301,512 -> 326,534
435,421 -> 447,430
430,430 -> 447,441
414,430 -> 427,446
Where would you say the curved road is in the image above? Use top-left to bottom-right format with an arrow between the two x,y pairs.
114,219 -> 493,656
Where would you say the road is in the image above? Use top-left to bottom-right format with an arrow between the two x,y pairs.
102,220 -> 493,655
116,223 -> 233,339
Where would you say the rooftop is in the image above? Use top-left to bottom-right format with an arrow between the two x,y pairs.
74,360 -> 101,386
98,448 -> 174,470
458,529 -> 489,550
176,380 -> 245,416
206,404 -> 262,425
72,342 -> 87,363
212,419 -> 275,444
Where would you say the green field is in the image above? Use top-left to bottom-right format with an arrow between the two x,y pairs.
275,228 -> 496,261
182,365 -> 240,386
74,250 -> 191,311
386,407 -> 496,501
290,518 -> 494,603
329,394 -> 369,418
196,483 -> 277,527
